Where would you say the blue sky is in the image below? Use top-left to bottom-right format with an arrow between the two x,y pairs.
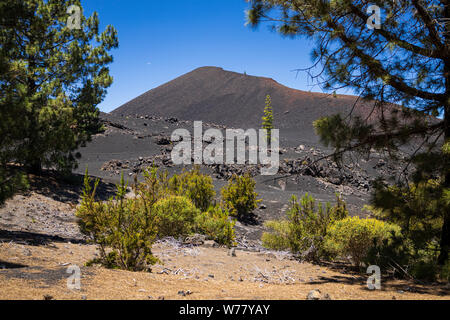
83,0 -> 323,113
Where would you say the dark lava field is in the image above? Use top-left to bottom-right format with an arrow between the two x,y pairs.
74,67 -> 417,241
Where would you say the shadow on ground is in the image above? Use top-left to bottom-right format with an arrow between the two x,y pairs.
0,260 -> 28,269
0,265 -> 94,287
0,229 -> 85,246
28,170 -> 117,203
314,261 -> 450,297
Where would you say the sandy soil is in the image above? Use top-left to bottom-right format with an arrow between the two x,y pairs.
0,190 -> 448,300
1,239 -> 448,300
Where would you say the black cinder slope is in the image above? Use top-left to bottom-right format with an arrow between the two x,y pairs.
111,66 -> 390,143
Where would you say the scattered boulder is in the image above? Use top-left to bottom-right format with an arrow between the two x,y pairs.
306,289 -> 321,300
203,240 -> 219,248
184,234 -> 206,245
306,289 -> 331,300
101,159 -> 129,171
166,117 -> 178,124
211,163 -> 260,180
178,290 -> 192,296
322,293 -> 332,300
101,154 -> 173,174
154,135 -> 171,145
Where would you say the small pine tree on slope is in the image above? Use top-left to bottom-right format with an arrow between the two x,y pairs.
262,94 -> 274,144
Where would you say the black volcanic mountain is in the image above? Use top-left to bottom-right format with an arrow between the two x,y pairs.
111,67 -> 375,143
76,67 -> 417,238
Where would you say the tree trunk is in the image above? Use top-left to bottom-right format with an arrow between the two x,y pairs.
438,1 -> 450,266
27,159 -> 42,175
438,100 -> 449,265
438,213 -> 449,265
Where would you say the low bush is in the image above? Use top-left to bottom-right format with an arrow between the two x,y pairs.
0,167 -> 28,205
76,171 -> 159,271
194,205 -> 236,246
136,167 -> 171,203
364,232 -> 450,282
410,260 -> 440,282
261,220 -> 291,251
152,195 -> 200,238
262,193 -> 348,261
77,166 -> 237,271
363,182 -> 448,282
221,173 -> 261,219
137,167 -> 237,244
169,166 -> 216,212
324,216 -> 402,267
371,180 -> 444,256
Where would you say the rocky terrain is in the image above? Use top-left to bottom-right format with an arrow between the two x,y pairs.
1,66 -> 445,300
73,111 -> 411,240
82,67 -> 431,240
1,188 -> 448,300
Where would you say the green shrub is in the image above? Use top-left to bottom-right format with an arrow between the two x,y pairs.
261,220 -> 291,251
410,260 -> 439,282
76,171 -> 159,272
137,167 -> 171,202
221,173 -> 261,219
365,235 -> 450,282
406,254 -> 450,283
372,181 -> 444,250
152,195 -> 200,238
77,167 -> 237,270
262,193 -> 348,261
364,179 -> 448,282
137,166 -> 215,212
365,234 -> 413,278
324,216 -> 402,267
0,167 -> 28,205
194,205 -> 236,246
138,167 -> 236,244
169,166 -> 216,212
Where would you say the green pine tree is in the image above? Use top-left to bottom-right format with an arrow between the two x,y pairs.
0,0 -> 118,202
247,0 -> 449,265
262,94 -> 274,144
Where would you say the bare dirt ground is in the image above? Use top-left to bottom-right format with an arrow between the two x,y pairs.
0,185 -> 449,300
1,238 -> 449,300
